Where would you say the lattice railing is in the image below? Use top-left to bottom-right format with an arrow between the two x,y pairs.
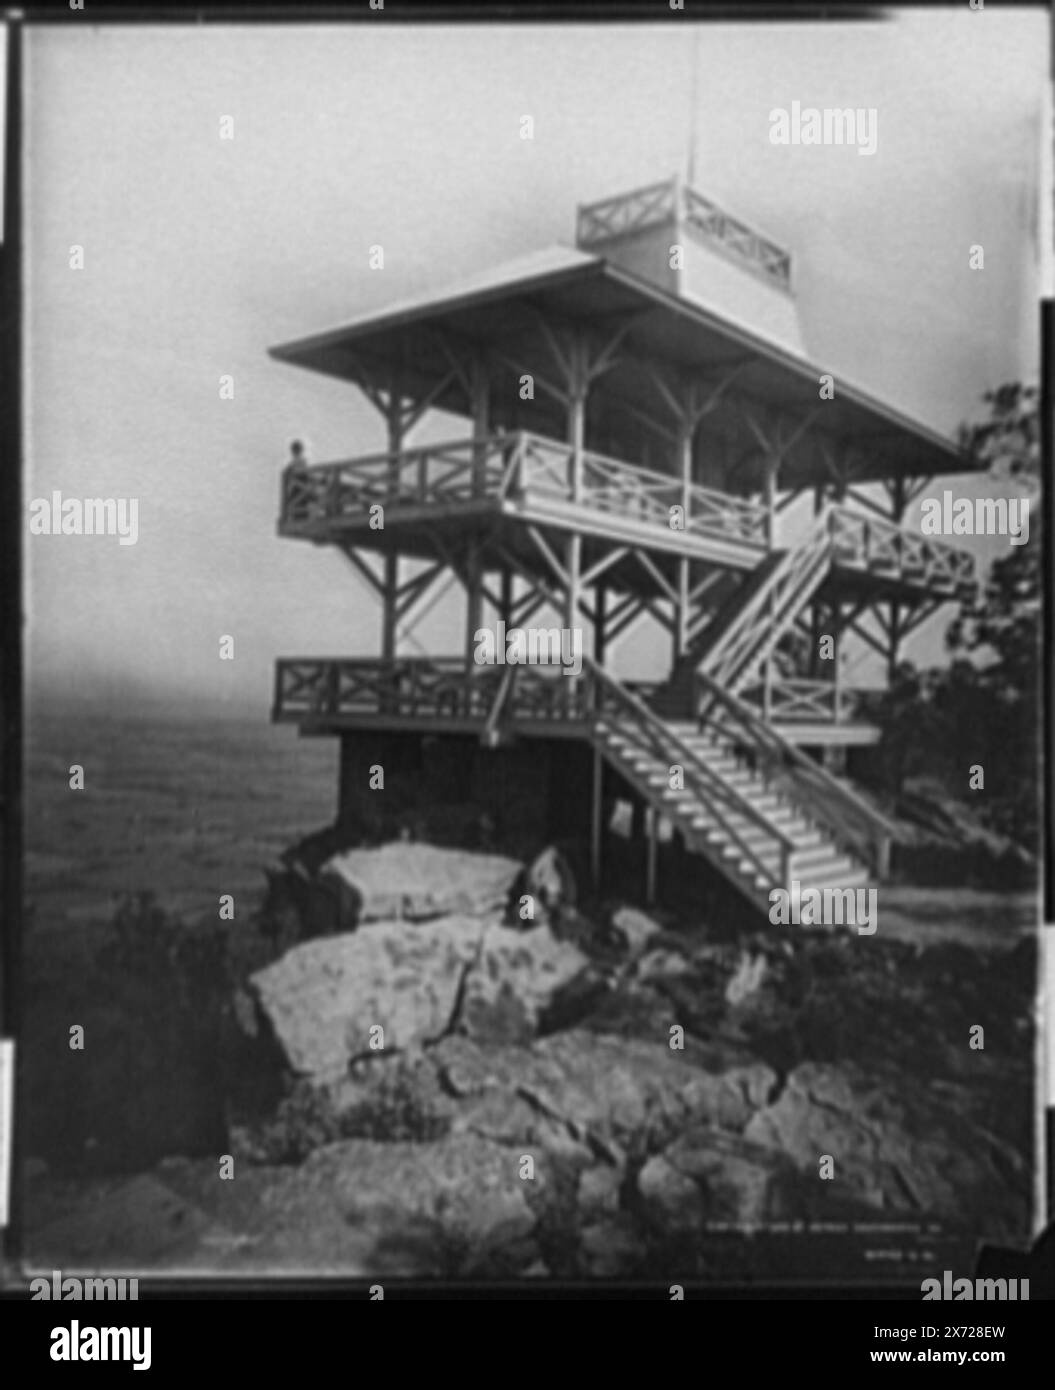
575,177 -> 793,290
280,435 -> 516,525
273,657 -> 506,722
683,187 -> 792,289
828,506 -> 975,594
575,178 -> 679,245
280,430 -> 769,546
740,678 -> 862,724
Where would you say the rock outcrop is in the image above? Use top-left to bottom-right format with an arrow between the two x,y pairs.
249,916 -> 592,1080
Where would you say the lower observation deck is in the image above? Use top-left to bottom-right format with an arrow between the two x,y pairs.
273,653 -> 896,915
278,430 -> 976,603
272,656 -> 880,747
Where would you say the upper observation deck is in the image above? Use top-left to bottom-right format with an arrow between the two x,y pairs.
278,430 -> 976,602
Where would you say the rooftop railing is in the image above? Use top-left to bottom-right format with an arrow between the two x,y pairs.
575,176 -> 793,290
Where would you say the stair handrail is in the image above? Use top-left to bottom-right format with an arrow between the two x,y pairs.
701,508 -> 834,688
480,662 -> 517,747
582,656 -> 796,888
694,666 -> 898,876
717,529 -> 834,692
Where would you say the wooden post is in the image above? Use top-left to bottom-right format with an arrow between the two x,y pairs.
595,582 -> 607,666
500,569 -> 513,627
832,601 -> 843,721
565,533 -> 581,705
470,354 -> 490,497
565,339 -> 586,697
761,451 -> 779,719
762,651 -> 774,721
465,542 -> 483,668
382,379 -> 402,666
645,806 -> 658,906
888,600 -> 901,683
764,454 -> 778,550
675,423 -> 693,660
568,336 -> 587,504
464,356 -> 490,681
590,745 -> 603,887
890,474 -> 906,523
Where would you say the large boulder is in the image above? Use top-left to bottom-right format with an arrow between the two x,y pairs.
321,843 -> 522,924
250,918 -> 482,1080
249,917 -> 592,1082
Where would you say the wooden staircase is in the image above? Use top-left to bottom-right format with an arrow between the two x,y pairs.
654,511 -> 835,719
585,659 -> 894,917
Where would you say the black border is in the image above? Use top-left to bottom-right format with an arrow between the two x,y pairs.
1,0 -> 1050,1305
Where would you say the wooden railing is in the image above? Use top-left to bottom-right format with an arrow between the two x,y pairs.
279,430 -> 770,546
576,178 -> 682,244
694,667 -> 897,878
274,655 -> 597,725
273,657 -> 507,723
575,176 -> 792,289
280,435 -> 513,523
740,678 -> 861,724
696,502 -> 976,699
828,506 -> 975,594
683,187 -> 792,288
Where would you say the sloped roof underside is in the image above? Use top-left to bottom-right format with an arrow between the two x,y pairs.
269,248 -> 972,490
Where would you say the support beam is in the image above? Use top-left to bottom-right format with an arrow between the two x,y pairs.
905,474 -> 935,508
339,546 -> 386,596
633,546 -> 679,604
525,524 -> 570,588
900,599 -> 941,639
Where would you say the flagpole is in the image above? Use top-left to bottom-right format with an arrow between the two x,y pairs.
687,27 -> 701,189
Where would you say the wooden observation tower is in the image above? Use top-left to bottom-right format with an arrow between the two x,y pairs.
269,177 -> 978,913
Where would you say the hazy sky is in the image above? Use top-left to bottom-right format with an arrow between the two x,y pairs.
22,12 -> 1046,714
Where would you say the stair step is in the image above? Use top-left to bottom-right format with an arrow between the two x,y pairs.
792,841 -> 850,868
793,855 -> 859,883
